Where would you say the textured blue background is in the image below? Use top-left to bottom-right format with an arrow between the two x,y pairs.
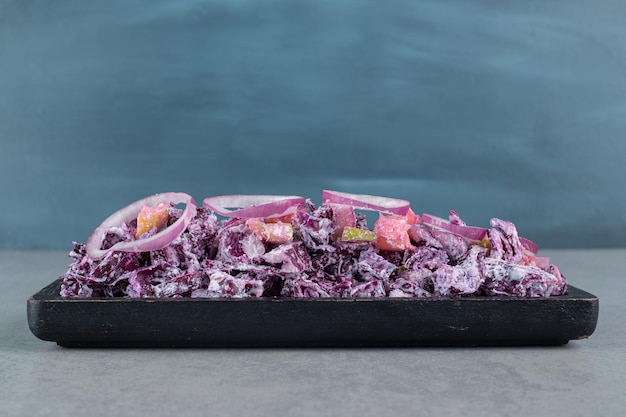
1,0 -> 625,249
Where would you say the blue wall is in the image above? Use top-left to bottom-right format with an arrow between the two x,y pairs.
1,0 -> 625,249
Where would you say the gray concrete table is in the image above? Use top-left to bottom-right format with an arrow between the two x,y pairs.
1,250 -> 623,417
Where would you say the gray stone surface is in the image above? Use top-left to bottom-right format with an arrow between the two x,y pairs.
1,250 -> 623,416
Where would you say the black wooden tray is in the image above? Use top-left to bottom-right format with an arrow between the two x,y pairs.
27,280 -> 598,347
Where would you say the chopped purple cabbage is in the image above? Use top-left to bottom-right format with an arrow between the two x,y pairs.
431,245 -> 487,296
357,248 -> 397,283
263,242 -> 312,274
60,205 -> 567,298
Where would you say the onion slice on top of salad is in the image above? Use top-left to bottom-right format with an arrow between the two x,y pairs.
421,212 -> 540,255
519,237 -> 539,255
202,195 -> 306,218
85,192 -> 197,260
322,190 -> 411,215
421,213 -> 489,242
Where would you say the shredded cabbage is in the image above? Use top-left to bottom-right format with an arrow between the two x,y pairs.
60,203 -> 566,298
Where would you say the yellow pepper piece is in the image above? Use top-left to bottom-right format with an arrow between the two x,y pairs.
475,236 -> 492,256
341,227 -> 376,242
477,236 -> 491,249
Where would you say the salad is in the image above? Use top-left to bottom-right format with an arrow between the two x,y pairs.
60,191 -> 567,298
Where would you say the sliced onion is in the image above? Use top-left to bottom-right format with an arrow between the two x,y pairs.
202,195 -> 306,218
85,192 -> 197,260
421,213 -> 488,242
321,190 -> 410,215
520,237 -> 539,255
422,213 -> 540,254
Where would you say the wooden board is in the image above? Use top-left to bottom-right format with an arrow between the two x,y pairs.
28,280 -> 599,347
